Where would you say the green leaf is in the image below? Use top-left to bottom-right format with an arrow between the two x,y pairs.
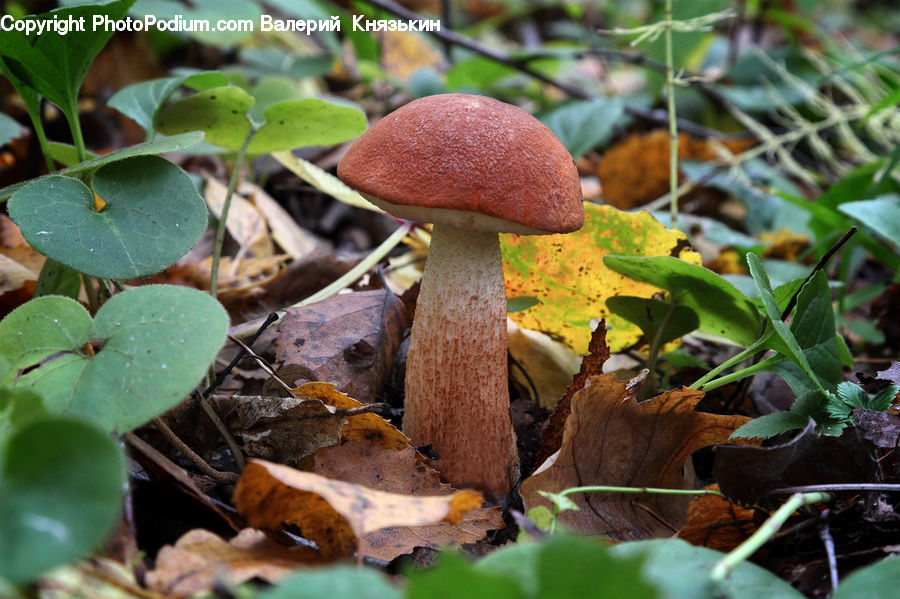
47,142 -> 98,167
539,97 -> 625,160
732,410 -> 811,439
0,296 -> 92,370
446,57 -> 519,91
611,539 -> 805,599
0,0 -> 135,125
604,256 -> 761,346
9,155 -> 208,279
271,151 -> 380,212
0,285 -> 228,432
508,297 -> 539,313
34,259 -> 82,299
606,296 -> 700,346
0,112 -> 24,146
407,551 -> 522,599
257,565 -> 401,599
0,416 -> 124,585
238,48 -> 333,80
247,98 -> 366,153
62,131 -> 204,176
472,535 -> 657,599
832,556 -> 900,599
0,132 -> 203,203
156,85 -> 255,150
748,255 -> 830,395
108,72 -> 229,137
838,195 -> 900,248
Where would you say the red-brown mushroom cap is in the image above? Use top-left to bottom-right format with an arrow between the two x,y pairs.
338,93 -> 583,235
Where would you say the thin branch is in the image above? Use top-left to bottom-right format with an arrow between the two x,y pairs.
150,418 -> 240,484
358,0 -> 728,139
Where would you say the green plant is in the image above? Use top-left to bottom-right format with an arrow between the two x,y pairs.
604,248 -> 894,438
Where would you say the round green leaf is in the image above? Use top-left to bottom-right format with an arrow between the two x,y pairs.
0,295 -> 92,370
156,85 -> 254,151
247,98 -> 367,153
9,155 -> 208,279
611,539 -> 805,599
0,416 -> 124,585
13,285 -> 228,433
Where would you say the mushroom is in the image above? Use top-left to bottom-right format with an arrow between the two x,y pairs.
338,94 -> 583,497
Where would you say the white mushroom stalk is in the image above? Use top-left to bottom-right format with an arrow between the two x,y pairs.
403,224 -> 518,496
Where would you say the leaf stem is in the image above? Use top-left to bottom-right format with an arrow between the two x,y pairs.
68,98 -> 88,164
710,492 -> 831,582
210,129 -> 254,298
560,485 -> 724,498
665,0 -> 680,227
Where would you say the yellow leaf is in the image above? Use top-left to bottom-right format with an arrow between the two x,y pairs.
502,204 -> 701,353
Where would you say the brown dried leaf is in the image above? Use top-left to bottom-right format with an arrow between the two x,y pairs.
204,174 -> 272,257
145,528 -> 320,597
234,459 -> 486,559
533,324 -> 610,469
231,394 -> 344,464
521,373 -> 750,539
313,440 -> 504,561
238,180 -> 325,261
275,290 -> 409,403
678,485 -> 757,552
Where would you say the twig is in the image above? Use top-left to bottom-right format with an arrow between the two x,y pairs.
780,226 -> 858,320
819,509 -> 840,593
769,483 -> 900,494
358,0 -> 727,139
151,418 -> 240,484
228,334 -> 297,395
205,312 -> 280,396
197,394 -> 246,471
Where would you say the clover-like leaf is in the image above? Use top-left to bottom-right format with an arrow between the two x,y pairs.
9,155 -> 207,279
0,286 -> 228,433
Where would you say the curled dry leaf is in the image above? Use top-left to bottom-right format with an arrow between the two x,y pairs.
295,381 -> 411,449
314,440 -> 504,561
145,528 -> 321,597
521,373 -> 750,539
228,394 -> 345,464
275,290 -> 409,403
234,459 -> 486,559
533,324 -> 610,469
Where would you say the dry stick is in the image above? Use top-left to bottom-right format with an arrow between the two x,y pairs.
150,418 -> 240,484
228,334 -> 298,396
819,510 -> 840,593
360,0 -> 727,139
197,394 -> 246,471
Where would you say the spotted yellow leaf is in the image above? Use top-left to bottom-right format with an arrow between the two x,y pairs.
502,204 -> 701,353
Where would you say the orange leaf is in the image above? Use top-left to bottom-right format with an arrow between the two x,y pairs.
295,381 -> 411,450
234,459 -> 486,559
314,441 -> 504,561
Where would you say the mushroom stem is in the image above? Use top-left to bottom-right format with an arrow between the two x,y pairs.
403,223 -> 519,497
